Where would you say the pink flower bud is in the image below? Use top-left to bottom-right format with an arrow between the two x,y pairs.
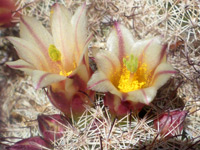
38,114 -> 68,142
7,136 -> 51,150
154,110 -> 187,137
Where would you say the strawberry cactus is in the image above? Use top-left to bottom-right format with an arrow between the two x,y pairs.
6,3 -> 94,118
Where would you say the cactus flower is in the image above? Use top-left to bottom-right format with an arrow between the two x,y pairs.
6,3 -> 94,118
6,136 -> 52,150
38,114 -> 68,142
154,110 -> 187,137
0,0 -> 19,27
88,22 -> 176,117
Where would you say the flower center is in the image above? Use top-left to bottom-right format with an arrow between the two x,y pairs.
48,44 -> 73,76
117,55 -> 151,93
123,54 -> 138,73
59,70 -> 72,76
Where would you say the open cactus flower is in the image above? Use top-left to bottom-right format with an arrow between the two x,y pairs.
87,22 -> 176,117
6,3 -> 94,118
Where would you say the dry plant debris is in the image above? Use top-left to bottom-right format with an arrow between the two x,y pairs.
0,0 -> 200,149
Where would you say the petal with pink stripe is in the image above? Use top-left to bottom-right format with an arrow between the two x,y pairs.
131,37 -> 167,72
151,63 -> 176,89
126,86 -> 157,104
71,3 -> 87,63
75,33 -> 93,70
32,70 -> 66,89
95,50 -> 121,79
51,4 -> 74,72
87,71 -> 121,98
20,16 -> 53,58
7,37 -> 49,70
107,22 -> 134,62
6,59 -> 35,75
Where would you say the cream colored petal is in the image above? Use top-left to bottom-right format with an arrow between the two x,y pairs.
32,70 -> 66,89
107,22 -> 135,62
78,64 -> 90,83
65,77 -> 78,100
51,4 -> 74,72
95,50 -> 121,79
131,37 -> 167,72
71,3 -> 87,63
70,63 -> 90,83
7,37 -> 49,70
87,71 -> 121,98
20,16 -> 53,58
75,33 -> 93,71
6,59 -> 35,75
82,33 -> 93,68
90,46 -> 100,58
151,63 -> 176,89
126,86 -> 157,104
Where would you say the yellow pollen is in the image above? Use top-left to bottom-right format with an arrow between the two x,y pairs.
50,9 -> 54,15
59,70 -> 72,76
58,62 -> 77,77
118,63 -> 150,93
48,44 -> 61,61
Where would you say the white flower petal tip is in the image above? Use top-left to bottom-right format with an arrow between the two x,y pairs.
107,22 -> 135,61
6,36 -> 49,70
32,70 -> 66,89
6,59 -> 35,75
19,15 -> 53,58
151,63 -> 177,89
71,3 -> 87,59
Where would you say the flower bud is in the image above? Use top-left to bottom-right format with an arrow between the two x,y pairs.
154,110 -> 187,137
38,114 -> 68,142
6,136 -> 51,150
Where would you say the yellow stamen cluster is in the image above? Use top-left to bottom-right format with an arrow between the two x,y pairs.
48,44 -> 61,61
59,70 -> 72,76
59,62 -> 76,76
118,58 -> 150,93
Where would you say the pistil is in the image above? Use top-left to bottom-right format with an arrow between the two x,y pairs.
117,54 -> 150,93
